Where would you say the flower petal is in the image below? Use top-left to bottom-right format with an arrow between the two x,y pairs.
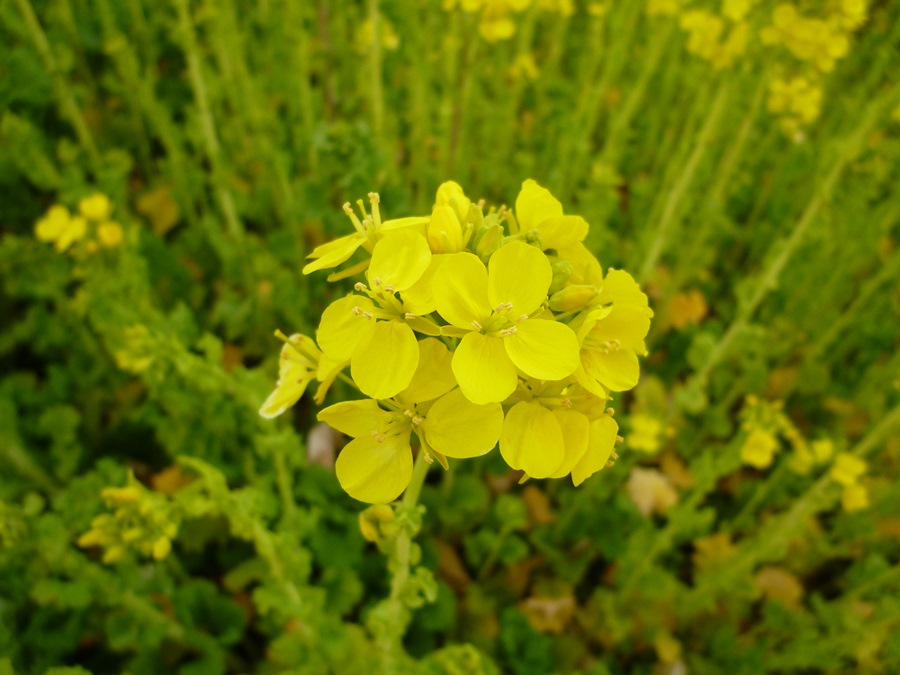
585,305 -> 652,353
598,269 -> 652,310
500,401 -> 565,478
571,415 -> 619,486
434,252 -> 492,329
351,321 -> 419,400
259,369 -> 311,419
515,179 -> 563,232
427,205 -> 464,253
303,233 -> 365,274
317,399 -> 394,437
335,434 -> 413,503
582,348 -> 640,392
421,389 -> 503,458
367,229 -> 432,292
452,331 -> 518,404
504,319 -> 579,381
402,254 -> 449,316
535,215 -> 589,250
488,242 -> 551,317
398,338 -> 457,404
549,409 -> 590,478
317,295 -> 376,361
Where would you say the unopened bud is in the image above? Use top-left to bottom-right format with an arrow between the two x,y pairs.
549,284 -> 598,312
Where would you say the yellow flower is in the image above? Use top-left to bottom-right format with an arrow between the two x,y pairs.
433,242 -> 580,404
841,482 -> 869,512
97,221 -> 124,248
303,193 -> 428,276
496,377 -> 618,482
628,413 -> 663,455
260,333 -> 342,418
741,429 -> 778,469
572,270 -> 652,397
829,452 -> 866,486
78,192 -> 113,221
317,230 -> 436,400
34,205 -> 87,252
514,180 -> 589,252
319,339 -> 504,503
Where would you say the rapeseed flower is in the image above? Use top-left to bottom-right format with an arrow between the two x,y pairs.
433,241 -> 580,404
317,230 -> 437,399
319,339 -> 503,502
35,205 -> 87,252
259,332 -> 343,418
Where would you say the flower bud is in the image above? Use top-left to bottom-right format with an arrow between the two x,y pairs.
549,284 -> 597,312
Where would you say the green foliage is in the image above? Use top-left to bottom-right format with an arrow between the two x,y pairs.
1,0 -> 900,673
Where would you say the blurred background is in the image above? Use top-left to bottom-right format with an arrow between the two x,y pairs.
1,0 -> 900,673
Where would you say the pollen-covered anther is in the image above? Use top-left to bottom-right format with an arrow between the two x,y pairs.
368,192 -> 380,204
404,312 -> 417,320
383,284 -> 395,294
499,326 -> 518,337
606,408 -> 615,416
561,398 -> 573,408
372,276 -> 383,287
423,451 -> 434,464
494,302 -> 513,312
342,202 -> 354,215
615,435 -> 624,445
517,314 -> 529,323
352,306 -> 374,319
471,320 -> 483,331
371,430 -> 385,443
354,282 -> 368,292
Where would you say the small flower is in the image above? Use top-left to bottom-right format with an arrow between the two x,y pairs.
97,221 -> 124,248
34,205 -> 87,252
433,241 -> 580,404
829,452 -> 866,486
741,429 -> 778,469
78,192 -> 113,221
319,339 -> 503,503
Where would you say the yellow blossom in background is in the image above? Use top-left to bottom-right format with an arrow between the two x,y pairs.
829,452 -> 866,486
78,477 -> 179,564
741,428 -> 779,469
666,289 -> 708,330
627,467 -> 678,517
509,53 -> 540,82
680,10 -> 748,70
768,76 -> 823,139
78,192 -> 113,221
97,221 -> 124,248
761,5 -> 850,73
646,0 -> 682,17
627,413 -> 664,455
260,332 -> 342,417
34,205 -> 87,252
841,482 -> 869,512
722,0 -> 752,23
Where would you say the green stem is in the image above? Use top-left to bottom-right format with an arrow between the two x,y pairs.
15,0 -> 102,175
692,87 -> 897,387
638,79 -> 729,282
172,0 -> 245,242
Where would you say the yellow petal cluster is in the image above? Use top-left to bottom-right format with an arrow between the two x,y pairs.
264,180 -> 652,502
34,192 -> 125,253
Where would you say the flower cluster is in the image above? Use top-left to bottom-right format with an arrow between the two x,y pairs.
262,180 -> 653,503
767,76 -> 823,140
77,478 -> 179,564
679,9 -> 749,70
829,452 -> 869,512
35,192 -> 124,253
760,1 -> 868,138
